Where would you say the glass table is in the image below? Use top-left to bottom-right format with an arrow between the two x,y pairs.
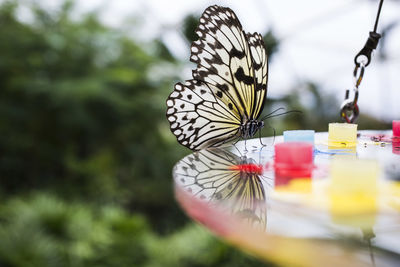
173,130 -> 400,266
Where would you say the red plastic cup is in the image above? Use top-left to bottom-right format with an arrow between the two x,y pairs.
393,120 -> 400,137
274,142 -> 314,178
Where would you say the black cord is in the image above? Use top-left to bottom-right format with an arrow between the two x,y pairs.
373,0 -> 384,33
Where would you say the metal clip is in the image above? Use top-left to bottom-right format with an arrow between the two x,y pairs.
353,62 -> 365,89
340,63 -> 365,123
340,89 -> 359,123
354,31 -> 381,67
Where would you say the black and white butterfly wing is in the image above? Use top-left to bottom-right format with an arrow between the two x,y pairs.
166,80 -> 241,150
167,5 -> 268,150
174,148 -> 267,229
191,5 -> 268,120
245,32 -> 268,118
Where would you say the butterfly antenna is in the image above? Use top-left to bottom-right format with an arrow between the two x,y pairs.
261,109 -> 302,121
260,107 -> 286,121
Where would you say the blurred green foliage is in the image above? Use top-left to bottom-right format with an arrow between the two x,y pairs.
182,14 -> 199,43
0,193 -> 271,267
0,0 -> 390,266
0,0 -> 188,232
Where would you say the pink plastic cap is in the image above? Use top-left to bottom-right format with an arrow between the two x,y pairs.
393,120 -> 400,137
274,142 -> 314,177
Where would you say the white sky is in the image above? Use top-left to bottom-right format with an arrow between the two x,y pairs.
32,0 -> 400,121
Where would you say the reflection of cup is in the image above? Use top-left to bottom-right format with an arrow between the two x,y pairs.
275,173 -> 295,186
393,120 -> 400,155
328,123 -> 357,147
274,175 -> 312,194
274,142 -> 313,190
330,158 -> 379,216
330,158 -> 379,229
393,120 -> 400,137
393,140 -> 400,155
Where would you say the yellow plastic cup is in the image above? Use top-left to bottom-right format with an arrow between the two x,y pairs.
328,123 -> 357,147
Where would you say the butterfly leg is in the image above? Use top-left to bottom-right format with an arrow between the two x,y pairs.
232,141 -> 243,156
271,126 -> 276,145
228,130 -> 244,150
263,121 -> 276,145
244,137 -> 249,153
232,136 -> 241,146
258,129 -> 266,147
257,144 -> 265,163
221,133 -> 240,146
261,174 -> 274,188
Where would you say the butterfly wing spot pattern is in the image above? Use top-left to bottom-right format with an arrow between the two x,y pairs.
166,80 -> 241,150
167,5 -> 268,150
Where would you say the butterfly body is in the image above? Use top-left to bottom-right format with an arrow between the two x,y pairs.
167,5 -> 268,150
240,119 -> 264,139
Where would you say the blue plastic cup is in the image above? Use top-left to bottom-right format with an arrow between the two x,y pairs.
283,130 -> 315,145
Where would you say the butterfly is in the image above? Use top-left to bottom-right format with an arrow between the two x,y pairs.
173,147 -> 268,230
166,5 -> 268,150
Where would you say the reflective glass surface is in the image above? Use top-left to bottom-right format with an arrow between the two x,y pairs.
173,131 -> 400,266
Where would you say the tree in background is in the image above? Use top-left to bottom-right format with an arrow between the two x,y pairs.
0,0 -> 189,231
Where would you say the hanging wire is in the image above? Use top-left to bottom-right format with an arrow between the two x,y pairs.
340,0 -> 384,123
373,0 -> 384,33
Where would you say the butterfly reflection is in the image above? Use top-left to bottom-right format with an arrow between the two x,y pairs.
173,148 -> 268,230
